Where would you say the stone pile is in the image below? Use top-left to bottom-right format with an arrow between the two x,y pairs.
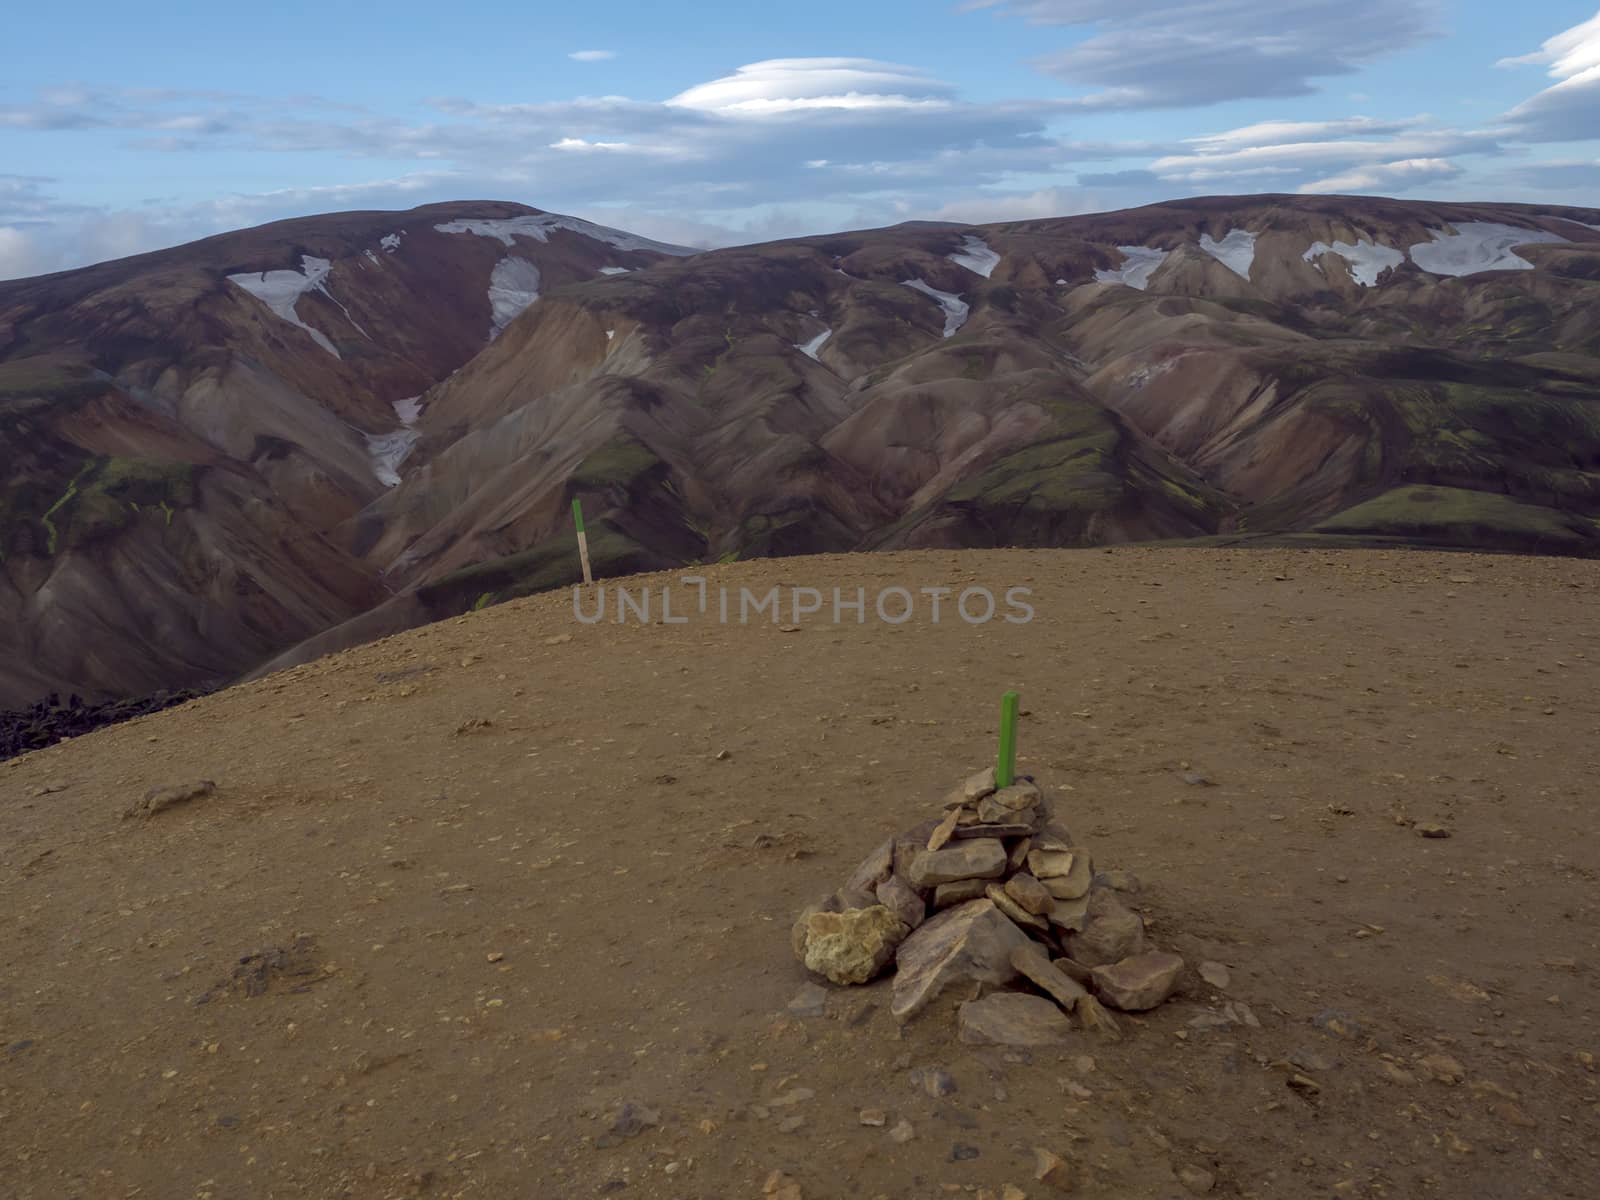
791,768 -> 1185,1044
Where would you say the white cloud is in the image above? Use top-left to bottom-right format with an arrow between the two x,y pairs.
0,227 -> 53,279
568,50 -> 617,62
668,59 -> 955,115
969,0 -> 1438,109
1498,10 -> 1600,141
1299,157 -> 1462,194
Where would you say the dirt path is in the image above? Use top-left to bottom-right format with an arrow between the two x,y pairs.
2,548 -> 1597,1198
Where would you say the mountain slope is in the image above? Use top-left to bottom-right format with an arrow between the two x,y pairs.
0,202 -> 692,704
7,193 -> 1600,700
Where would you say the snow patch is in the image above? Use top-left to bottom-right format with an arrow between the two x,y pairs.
1093,246 -> 1168,291
598,266 -> 632,275
795,328 -> 832,359
948,235 -> 1000,278
1302,238 -> 1404,287
364,249 -> 379,265
1199,230 -> 1258,280
366,397 -> 423,488
606,330 -> 616,341
433,213 -> 696,256
226,255 -> 342,357
487,257 -> 542,338
1409,222 -> 1569,277
901,279 -> 969,338
380,233 -> 402,252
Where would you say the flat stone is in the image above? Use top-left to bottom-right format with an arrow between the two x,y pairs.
976,795 -> 1040,826
958,993 -> 1072,1046
124,779 -> 215,820
787,982 -> 829,1018
1051,956 -> 1094,986
951,820 -> 1039,840
845,837 -> 894,893
1009,943 -> 1089,1013
988,782 -> 1041,810
859,1107 -> 886,1127
1026,849 -> 1077,880
907,839 -> 1008,888
877,873 -> 927,930
1033,1147 -> 1076,1192
932,878 -> 990,909
891,899 -> 1031,1023
1047,894 -> 1091,933
927,807 -> 964,851
1004,873 -> 1054,916
1090,951 -> 1184,1011
1199,961 -> 1230,990
802,906 -> 909,985
1064,890 -> 1146,967
910,1065 -> 957,1097
963,766 -> 998,800
985,883 -> 1050,933
1041,850 -> 1092,900
888,1118 -> 915,1143
1005,838 -> 1032,873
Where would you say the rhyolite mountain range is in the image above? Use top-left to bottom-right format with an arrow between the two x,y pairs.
3,193 -> 1599,705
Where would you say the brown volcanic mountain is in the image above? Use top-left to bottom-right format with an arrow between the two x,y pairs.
0,201 -> 692,705
5,193 -> 1600,702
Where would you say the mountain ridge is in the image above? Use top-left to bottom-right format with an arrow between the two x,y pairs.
4,192 -> 1600,705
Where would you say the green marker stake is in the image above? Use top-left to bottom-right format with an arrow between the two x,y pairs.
572,498 -> 594,585
996,690 -> 1020,789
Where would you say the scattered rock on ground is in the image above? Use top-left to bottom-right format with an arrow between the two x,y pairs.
1091,951 -> 1185,1012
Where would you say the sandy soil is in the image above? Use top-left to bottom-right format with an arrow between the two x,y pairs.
2,547 -> 1597,1199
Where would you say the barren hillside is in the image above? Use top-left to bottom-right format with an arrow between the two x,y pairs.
2,548 -> 1596,1198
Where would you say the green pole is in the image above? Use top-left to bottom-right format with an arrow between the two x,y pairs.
572,499 -> 593,585
996,690 -> 1020,788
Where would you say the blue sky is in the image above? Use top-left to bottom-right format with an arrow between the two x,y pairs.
2,0 -> 1598,278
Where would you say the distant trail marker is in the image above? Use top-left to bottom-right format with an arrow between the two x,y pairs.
572,499 -> 594,585
996,690 -> 1020,788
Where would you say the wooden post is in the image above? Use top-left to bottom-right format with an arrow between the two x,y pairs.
996,690 -> 1020,788
572,499 -> 593,586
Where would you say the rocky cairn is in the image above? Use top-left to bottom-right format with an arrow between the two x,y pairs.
791,768 -> 1185,1042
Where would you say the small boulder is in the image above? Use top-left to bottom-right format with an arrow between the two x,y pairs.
1090,951 -> 1184,1011
891,899 -> 1031,1023
1047,894 -> 1091,934
124,780 -> 216,820
1064,889 -> 1146,967
958,993 -> 1072,1046
802,905 -> 909,985
877,873 -> 927,930
907,839 -> 1008,888
1041,850 -> 1093,901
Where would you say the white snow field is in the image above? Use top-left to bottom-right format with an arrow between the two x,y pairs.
364,249 -> 379,265
1199,230 -> 1258,280
948,235 -> 1000,278
1093,246 -> 1168,290
433,213 -> 696,256
598,266 -> 632,275
1302,238 -> 1405,287
1409,222 -> 1568,276
226,256 -> 342,357
901,279 -> 969,338
366,397 -> 423,488
795,328 -> 832,359
486,258 -> 542,338
380,232 -> 403,252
